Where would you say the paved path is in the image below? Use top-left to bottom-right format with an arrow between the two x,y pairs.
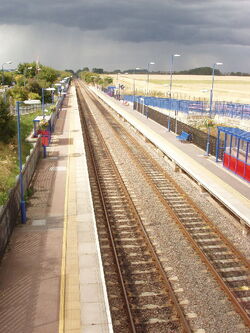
0,85 -> 112,333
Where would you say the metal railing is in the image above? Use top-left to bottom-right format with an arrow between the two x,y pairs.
123,95 -> 250,120
0,93 -> 66,259
0,138 -> 42,258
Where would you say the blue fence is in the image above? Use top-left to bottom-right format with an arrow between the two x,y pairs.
123,95 -> 250,120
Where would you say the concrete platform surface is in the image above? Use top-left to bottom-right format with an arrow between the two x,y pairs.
90,87 -> 250,229
0,85 -> 112,333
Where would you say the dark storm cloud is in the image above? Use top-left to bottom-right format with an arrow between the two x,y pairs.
0,0 -> 250,46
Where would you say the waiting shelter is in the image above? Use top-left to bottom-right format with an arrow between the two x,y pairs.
216,127 -> 250,181
106,86 -> 116,97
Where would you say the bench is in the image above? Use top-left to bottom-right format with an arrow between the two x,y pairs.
176,131 -> 190,142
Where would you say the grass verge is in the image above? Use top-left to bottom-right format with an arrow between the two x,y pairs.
0,110 -> 42,206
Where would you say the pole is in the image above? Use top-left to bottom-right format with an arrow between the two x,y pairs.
133,71 -> 136,105
206,63 -> 219,156
42,88 -> 45,118
16,101 -> 26,224
146,63 -> 150,96
1,65 -> 4,86
205,127 -> 210,156
169,55 -> 174,109
209,64 -> 216,118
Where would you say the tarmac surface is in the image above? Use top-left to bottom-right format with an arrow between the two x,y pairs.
0,85 -> 112,333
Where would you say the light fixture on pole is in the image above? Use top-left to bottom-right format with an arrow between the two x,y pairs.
45,87 -> 56,104
54,83 -> 62,96
133,67 -> 140,108
42,87 -> 56,118
200,89 -> 209,114
116,73 -> 121,100
146,62 -> 155,96
24,66 -> 32,86
16,99 -> 41,224
1,61 -> 12,85
168,54 -> 180,133
209,62 -> 223,118
205,62 -> 223,156
169,54 -> 180,107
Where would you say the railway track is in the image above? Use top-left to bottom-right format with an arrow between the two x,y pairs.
76,80 -> 250,329
76,81 -> 192,332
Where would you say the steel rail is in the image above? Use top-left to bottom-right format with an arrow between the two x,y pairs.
82,81 -> 250,327
76,81 -> 192,332
76,83 -> 136,332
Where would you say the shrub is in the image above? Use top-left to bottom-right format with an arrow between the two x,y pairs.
0,97 -> 16,143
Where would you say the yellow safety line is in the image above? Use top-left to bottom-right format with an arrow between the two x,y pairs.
58,100 -> 72,333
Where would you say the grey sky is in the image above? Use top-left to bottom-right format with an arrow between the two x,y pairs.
0,0 -> 250,72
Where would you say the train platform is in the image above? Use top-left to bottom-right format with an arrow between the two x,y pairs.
0,85 -> 112,333
90,87 -> 250,231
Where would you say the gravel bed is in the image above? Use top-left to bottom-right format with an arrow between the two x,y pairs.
88,95 -> 250,333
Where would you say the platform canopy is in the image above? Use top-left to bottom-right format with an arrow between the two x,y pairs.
216,126 -> 250,181
217,126 -> 250,142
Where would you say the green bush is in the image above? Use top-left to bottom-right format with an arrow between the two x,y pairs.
0,97 -> 16,143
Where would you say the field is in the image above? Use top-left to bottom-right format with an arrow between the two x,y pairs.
110,74 -> 250,104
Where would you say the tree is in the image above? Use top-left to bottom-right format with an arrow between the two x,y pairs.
92,68 -> 104,74
82,67 -> 90,72
1,72 -> 13,86
64,69 -> 74,75
177,67 -> 222,76
81,72 -> 100,83
17,62 -> 37,79
26,79 -> 42,95
36,65 -> 59,85
8,86 -> 29,102
103,76 -> 113,86
0,96 -> 16,143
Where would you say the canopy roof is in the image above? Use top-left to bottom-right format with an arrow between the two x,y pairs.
217,126 -> 250,143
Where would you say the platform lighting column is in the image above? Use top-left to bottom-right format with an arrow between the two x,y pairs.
168,54 -> 180,132
1,61 -> 12,85
116,72 -> 121,100
42,87 -> 56,118
24,66 -> 32,86
16,99 -> 41,224
16,101 -> 26,223
146,62 -> 155,119
133,67 -> 140,108
146,62 -> 155,96
205,62 -> 223,156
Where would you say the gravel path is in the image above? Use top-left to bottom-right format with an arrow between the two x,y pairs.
87,93 -> 250,333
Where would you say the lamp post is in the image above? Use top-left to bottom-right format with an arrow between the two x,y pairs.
169,54 -> 180,109
200,89 -> 209,114
209,62 -> 223,118
133,67 -> 140,108
42,87 -> 56,118
146,62 -> 155,96
24,66 -> 32,86
168,54 -> 180,133
116,72 -> 121,99
54,83 -> 62,97
16,99 -> 41,224
1,61 -> 12,85
205,62 -> 223,156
